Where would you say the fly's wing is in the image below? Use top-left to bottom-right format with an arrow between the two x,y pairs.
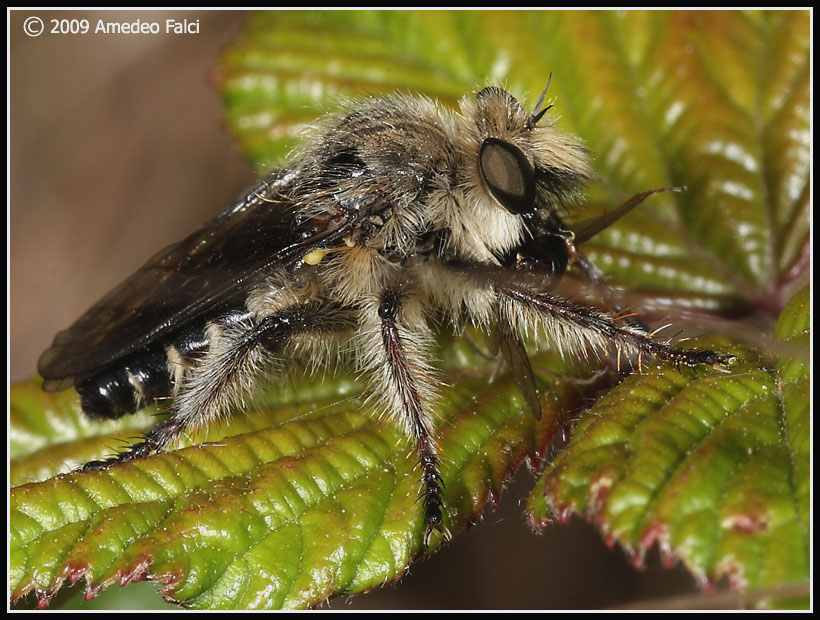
38,173 -> 353,391
485,321 -> 541,420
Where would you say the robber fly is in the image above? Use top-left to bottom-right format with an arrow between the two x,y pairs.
38,84 -> 731,542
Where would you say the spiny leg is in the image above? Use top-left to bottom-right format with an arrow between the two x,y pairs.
80,301 -> 356,472
81,417 -> 187,471
568,251 -> 649,332
377,288 -> 449,543
556,187 -> 689,334
549,210 -> 649,332
499,285 -> 733,370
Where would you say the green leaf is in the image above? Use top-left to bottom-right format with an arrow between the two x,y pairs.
10,382 -> 160,487
10,339 -> 583,609
527,285 -> 810,609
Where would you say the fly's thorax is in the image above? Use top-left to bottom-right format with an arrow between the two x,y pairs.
317,245 -> 403,308
310,94 -> 458,195
292,94 -> 462,258
287,89 -> 590,272
414,258 -> 497,328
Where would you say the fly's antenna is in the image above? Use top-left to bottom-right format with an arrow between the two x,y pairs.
526,73 -> 554,130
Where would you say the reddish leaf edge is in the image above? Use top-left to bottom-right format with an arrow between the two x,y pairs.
525,356 -> 805,606
11,370 -> 570,610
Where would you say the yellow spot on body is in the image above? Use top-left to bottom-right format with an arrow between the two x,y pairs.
303,248 -> 330,265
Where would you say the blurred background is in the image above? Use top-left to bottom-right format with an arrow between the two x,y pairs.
10,9 -> 733,610
10,10 -> 254,380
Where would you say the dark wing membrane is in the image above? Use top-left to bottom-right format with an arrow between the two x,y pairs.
486,321 -> 541,420
38,174 -> 351,389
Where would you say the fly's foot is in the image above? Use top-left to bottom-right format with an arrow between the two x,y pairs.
76,417 -> 184,473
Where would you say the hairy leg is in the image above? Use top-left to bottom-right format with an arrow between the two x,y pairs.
80,301 -> 356,472
365,287 -> 449,542
498,285 -> 731,371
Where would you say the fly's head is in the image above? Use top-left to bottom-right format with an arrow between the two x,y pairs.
446,85 -> 591,265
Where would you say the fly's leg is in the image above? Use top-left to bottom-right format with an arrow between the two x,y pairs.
550,187 -> 687,333
499,285 -> 734,371
80,417 -> 188,471
79,301 -> 357,472
570,251 -> 649,332
374,288 -> 449,544
548,211 -> 649,332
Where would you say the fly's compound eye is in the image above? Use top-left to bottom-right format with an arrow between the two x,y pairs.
479,138 -> 536,214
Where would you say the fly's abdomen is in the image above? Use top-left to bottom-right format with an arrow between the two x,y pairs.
77,344 -> 172,419
74,316 -> 225,419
